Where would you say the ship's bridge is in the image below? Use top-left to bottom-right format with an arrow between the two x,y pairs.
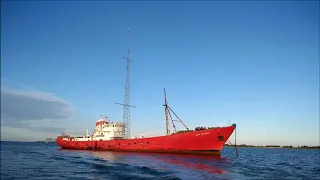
93,117 -> 126,140
96,118 -> 108,126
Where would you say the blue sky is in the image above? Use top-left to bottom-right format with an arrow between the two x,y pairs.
1,1 -> 319,146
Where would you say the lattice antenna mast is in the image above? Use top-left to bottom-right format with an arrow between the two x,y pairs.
116,29 -> 136,139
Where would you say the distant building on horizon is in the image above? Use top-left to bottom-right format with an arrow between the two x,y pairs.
45,138 -> 54,142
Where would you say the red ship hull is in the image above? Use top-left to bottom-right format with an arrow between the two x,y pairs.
56,124 -> 236,155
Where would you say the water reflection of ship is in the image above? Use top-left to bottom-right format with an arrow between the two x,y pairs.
90,151 -> 124,162
91,151 -> 228,175
58,148 -> 123,162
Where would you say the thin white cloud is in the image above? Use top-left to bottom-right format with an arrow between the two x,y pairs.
1,86 -> 75,121
0,84 -> 75,139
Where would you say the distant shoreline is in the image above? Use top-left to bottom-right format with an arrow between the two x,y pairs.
1,141 -> 56,143
36,141 -> 55,143
225,144 -> 320,150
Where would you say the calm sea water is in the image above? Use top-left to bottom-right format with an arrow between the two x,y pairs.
1,142 -> 319,180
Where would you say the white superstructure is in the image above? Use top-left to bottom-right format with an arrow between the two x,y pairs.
93,117 -> 125,140
62,116 -> 125,141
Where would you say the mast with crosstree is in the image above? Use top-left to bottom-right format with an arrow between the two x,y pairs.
116,29 -> 136,139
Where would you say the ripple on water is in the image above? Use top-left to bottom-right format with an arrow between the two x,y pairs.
1,142 -> 320,180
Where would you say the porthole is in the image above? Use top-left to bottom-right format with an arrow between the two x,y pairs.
147,141 -> 150,144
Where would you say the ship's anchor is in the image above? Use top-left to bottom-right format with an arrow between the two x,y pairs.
214,124 -> 238,158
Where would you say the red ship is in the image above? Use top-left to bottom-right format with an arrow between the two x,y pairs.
56,89 -> 236,155
56,31 -> 237,155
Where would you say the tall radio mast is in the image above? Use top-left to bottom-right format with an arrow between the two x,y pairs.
116,29 -> 135,139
